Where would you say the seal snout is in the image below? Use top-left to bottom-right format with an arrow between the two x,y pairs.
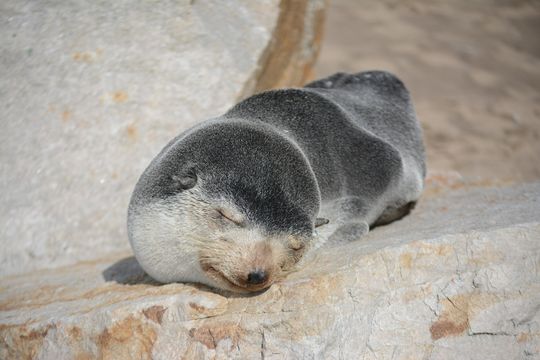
246,269 -> 268,285
198,238 -> 287,292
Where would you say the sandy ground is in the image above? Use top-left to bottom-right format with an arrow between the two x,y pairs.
315,0 -> 540,182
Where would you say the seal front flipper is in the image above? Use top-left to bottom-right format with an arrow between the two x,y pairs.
318,196 -> 372,245
328,221 -> 369,244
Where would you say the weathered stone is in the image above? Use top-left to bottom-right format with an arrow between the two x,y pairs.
1,182 -> 539,359
0,0 -> 326,276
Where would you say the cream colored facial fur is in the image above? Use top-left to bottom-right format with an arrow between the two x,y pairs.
128,185 -> 311,293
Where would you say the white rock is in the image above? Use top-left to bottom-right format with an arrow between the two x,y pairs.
0,0 -> 326,275
1,182 -> 539,359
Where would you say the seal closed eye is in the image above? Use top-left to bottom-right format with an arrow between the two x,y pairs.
128,71 -> 426,293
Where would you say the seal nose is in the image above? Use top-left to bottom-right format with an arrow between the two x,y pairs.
247,269 -> 267,285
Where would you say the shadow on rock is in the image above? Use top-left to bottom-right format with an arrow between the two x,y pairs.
102,256 -> 273,298
102,256 -> 160,285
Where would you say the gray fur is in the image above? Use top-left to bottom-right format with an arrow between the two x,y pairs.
128,71 -> 426,286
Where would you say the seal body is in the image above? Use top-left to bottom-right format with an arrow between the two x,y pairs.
128,71 -> 426,292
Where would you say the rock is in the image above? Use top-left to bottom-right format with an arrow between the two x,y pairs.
1,182 -> 539,359
0,0 -> 326,276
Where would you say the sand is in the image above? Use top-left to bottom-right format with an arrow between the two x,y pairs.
315,0 -> 540,182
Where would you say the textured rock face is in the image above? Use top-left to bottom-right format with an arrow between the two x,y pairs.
0,0 -> 326,276
1,182 -> 539,359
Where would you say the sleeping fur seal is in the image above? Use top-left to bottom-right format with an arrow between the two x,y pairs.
128,71 -> 426,293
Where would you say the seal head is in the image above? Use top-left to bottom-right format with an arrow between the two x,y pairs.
128,119 -> 322,292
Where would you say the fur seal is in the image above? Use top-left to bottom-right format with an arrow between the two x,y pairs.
128,71 -> 426,293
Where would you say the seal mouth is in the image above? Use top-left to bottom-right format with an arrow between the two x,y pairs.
203,265 -> 273,293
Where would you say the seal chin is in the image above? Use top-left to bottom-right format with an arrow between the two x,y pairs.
202,264 -> 274,293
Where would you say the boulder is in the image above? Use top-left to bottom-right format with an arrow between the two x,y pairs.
0,0 -> 326,275
1,181 -> 539,359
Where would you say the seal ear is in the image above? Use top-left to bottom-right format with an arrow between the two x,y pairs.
315,217 -> 329,228
172,166 -> 197,190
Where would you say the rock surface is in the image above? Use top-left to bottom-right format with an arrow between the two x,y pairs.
1,181 -> 539,359
0,0 -> 326,276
